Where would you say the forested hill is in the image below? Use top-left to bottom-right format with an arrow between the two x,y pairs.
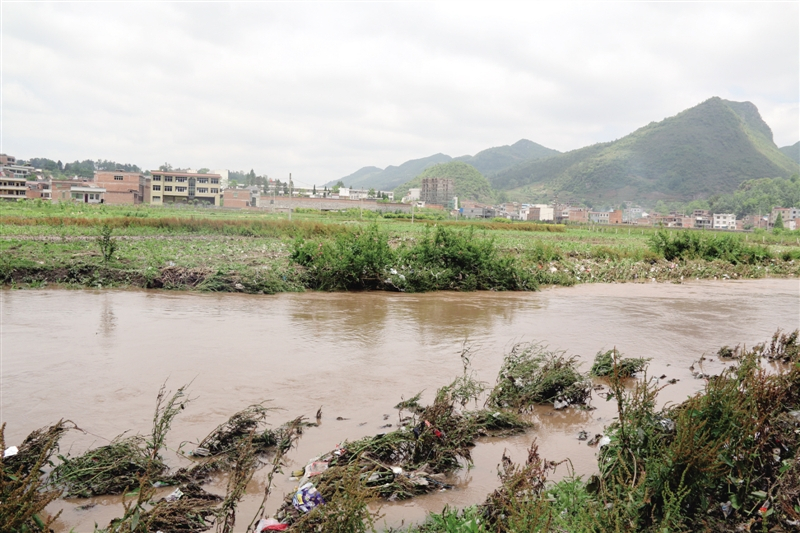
393,161 -> 495,203
331,139 -> 558,191
780,142 -> 800,164
490,97 -> 799,204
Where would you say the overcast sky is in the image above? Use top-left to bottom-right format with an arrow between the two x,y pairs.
2,2 -> 798,187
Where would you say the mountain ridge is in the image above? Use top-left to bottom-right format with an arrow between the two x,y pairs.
329,139 -> 559,190
490,97 -> 798,203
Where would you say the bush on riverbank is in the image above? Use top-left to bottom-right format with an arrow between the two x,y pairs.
649,229 -> 773,264
292,224 -> 534,292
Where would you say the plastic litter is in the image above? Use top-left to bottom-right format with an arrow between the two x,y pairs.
721,501 -> 732,518
304,460 -> 328,478
292,482 -> 325,513
3,446 -> 19,458
254,518 -> 288,531
598,436 -> 611,448
553,399 -> 571,410
164,487 -> 183,502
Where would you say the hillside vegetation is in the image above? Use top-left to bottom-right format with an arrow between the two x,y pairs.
780,141 -> 800,164
332,140 -> 558,191
394,161 -> 495,203
490,97 -> 799,204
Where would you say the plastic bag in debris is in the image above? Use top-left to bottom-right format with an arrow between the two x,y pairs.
254,517 -> 289,531
304,460 -> 328,478
3,446 -> 19,458
165,487 -> 183,502
292,482 -> 325,513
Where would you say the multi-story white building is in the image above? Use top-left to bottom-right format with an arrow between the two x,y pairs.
712,213 -> 736,230
0,170 -> 27,201
149,170 -> 222,206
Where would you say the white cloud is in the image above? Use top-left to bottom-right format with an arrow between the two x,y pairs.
2,2 -> 797,184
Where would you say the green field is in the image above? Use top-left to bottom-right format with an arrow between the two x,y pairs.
2,201 -> 798,293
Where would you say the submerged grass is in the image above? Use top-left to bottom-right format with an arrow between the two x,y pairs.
589,348 -> 649,378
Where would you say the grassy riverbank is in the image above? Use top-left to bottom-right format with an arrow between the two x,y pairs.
1,202 -> 799,292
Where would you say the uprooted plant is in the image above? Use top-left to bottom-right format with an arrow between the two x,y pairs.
487,342 -> 591,411
93,383 -> 192,533
1,420 -> 74,533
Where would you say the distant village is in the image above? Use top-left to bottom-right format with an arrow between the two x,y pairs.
1,153 -> 797,231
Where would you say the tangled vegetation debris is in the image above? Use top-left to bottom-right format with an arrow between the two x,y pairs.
407,331 -> 800,533
1,421 -> 73,533
756,328 -> 800,363
487,342 -> 591,411
51,435 -> 169,498
589,348 -> 649,378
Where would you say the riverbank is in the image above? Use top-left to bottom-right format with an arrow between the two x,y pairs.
2,203 -> 799,293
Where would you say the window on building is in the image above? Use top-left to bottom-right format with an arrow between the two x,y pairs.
198,178 -> 208,184
165,176 -> 173,182
211,188 -> 219,194
164,186 -> 173,192
176,186 -> 187,192
153,185 -> 161,191
211,178 -> 219,184
176,177 -> 187,182
114,176 -> 124,181
198,187 -> 208,193
153,175 -> 161,181
152,196 -> 161,201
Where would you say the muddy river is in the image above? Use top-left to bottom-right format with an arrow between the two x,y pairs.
1,279 -> 798,531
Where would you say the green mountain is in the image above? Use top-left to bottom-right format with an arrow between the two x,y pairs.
331,140 -> 558,191
779,142 -> 800,164
453,139 -> 560,176
335,154 -> 451,191
393,161 -> 495,203
491,97 -> 799,204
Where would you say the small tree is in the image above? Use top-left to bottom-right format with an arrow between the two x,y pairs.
774,212 -> 784,230
97,225 -> 117,266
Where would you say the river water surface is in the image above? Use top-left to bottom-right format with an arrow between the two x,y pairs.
1,279 -> 798,531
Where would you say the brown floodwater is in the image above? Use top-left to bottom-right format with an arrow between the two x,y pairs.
1,279 -> 798,531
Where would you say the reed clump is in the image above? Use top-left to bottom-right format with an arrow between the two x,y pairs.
487,342 -> 591,411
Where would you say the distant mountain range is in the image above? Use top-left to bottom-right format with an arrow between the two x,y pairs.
491,97 -> 798,203
334,97 -> 798,205
329,139 -> 559,191
780,141 -> 800,164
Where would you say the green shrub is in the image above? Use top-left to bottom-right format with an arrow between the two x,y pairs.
291,224 -> 395,290
648,229 -> 772,264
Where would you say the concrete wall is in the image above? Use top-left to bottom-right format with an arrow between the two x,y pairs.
258,196 -> 413,213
